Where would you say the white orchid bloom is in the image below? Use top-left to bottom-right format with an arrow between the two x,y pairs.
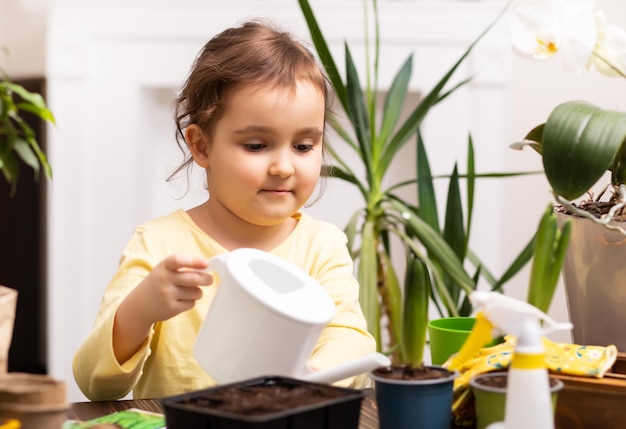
589,10 -> 626,78
509,0 -> 596,74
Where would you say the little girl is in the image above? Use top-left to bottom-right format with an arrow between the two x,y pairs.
73,20 -> 376,401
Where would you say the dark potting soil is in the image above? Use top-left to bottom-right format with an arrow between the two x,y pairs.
178,383 -> 348,416
372,365 -> 453,381
475,372 -> 560,389
557,200 -> 626,221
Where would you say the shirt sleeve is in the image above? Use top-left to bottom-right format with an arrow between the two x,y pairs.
72,226 -> 157,401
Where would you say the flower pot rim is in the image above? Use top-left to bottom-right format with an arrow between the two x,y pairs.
427,317 -> 476,333
469,372 -> 564,394
370,365 -> 458,386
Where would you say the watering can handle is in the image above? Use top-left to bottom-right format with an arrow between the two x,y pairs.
300,352 -> 391,385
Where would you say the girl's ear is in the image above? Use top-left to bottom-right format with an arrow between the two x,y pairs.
186,124 -> 210,168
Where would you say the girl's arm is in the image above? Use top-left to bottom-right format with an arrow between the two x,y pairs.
112,254 -> 212,364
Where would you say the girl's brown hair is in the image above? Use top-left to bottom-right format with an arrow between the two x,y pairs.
169,20 -> 331,181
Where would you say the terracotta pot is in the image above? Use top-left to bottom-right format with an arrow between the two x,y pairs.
557,212 -> 626,350
553,352 -> 626,429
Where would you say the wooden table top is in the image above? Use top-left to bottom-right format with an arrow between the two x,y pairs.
67,391 -> 381,429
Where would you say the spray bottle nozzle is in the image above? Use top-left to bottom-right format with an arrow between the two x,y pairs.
447,291 -> 572,371
470,291 -> 572,339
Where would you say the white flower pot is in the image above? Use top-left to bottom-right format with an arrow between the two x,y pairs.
558,212 -> 626,350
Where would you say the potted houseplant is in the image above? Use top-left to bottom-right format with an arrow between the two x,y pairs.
297,1 -> 551,427
510,0 -> 626,350
297,0 -> 536,366
0,72 -> 54,196
0,69 -> 63,428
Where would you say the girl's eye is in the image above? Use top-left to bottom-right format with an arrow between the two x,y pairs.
294,143 -> 315,153
244,143 -> 265,152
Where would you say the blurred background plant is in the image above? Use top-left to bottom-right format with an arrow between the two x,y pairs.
0,61 -> 54,196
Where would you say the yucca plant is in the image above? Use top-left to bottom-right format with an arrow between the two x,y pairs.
0,73 -> 54,196
298,0 -> 536,366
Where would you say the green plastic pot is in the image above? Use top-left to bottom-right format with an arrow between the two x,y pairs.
428,317 -> 476,365
470,372 -> 563,429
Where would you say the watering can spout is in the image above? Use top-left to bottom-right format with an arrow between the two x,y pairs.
301,352 -> 391,385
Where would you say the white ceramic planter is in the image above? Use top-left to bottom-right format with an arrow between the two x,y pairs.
557,212 -> 626,350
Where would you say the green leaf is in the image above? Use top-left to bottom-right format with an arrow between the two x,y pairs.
379,3 -> 509,173
345,43 -> 373,176
442,164 -> 465,306
379,55 -> 412,148
527,205 -> 572,314
391,199 -> 475,295
542,100 -> 626,200
416,132 -> 440,234
12,138 -> 40,173
297,0 -> 348,113
465,136 -> 476,253
380,250 -> 404,361
443,163 -> 465,260
344,209 -> 364,252
402,252 -> 429,366
357,220 -> 381,344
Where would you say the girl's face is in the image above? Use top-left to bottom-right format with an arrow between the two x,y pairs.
201,80 -> 325,227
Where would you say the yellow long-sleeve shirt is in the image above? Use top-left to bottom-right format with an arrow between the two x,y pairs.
73,210 -> 376,400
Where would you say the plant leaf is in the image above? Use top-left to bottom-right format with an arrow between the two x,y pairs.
465,135 -> 475,253
390,199 -> 475,294
297,0 -> 348,113
542,100 -> 626,200
379,4 -> 510,173
345,43 -> 373,177
443,163 -> 465,260
357,220 -> 381,345
527,205 -> 572,313
402,252 -> 429,366
416,131 -> 440,233
379,55 -> 412,148
12,137 -> 40,173
380,250 -> 404,362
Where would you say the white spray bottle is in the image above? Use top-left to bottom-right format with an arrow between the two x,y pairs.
448,291 -> 572,429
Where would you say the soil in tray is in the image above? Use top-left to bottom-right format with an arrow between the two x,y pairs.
179,383 -> 348,416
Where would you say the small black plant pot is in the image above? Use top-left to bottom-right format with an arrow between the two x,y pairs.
161,376 -> 364,429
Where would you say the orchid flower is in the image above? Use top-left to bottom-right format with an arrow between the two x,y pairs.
589,10 -> 626,78
509,0 -> 596,74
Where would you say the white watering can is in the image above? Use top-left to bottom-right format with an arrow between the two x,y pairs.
194,248 -> 390,385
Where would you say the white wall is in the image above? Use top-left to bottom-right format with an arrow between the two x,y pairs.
0,0 -> 47,76
2,0 -> 626,402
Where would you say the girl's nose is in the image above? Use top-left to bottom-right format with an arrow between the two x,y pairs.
269,154 -> 295,178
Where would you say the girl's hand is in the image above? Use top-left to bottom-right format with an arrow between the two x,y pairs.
113,254 -> 213,364
132,254 -> 214,324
